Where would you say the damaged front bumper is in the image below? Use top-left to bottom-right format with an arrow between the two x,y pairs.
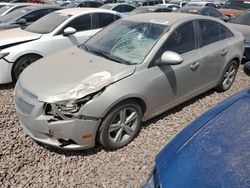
14,85 -> 101,150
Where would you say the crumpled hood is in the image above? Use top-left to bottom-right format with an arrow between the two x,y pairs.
0,28 -> 41,48
19,47 -> 136,103
227,23 -> 250,38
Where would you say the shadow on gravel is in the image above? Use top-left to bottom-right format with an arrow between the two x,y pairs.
36,141 -> 105,157
0,83 -> 15,90
143,89 -> 217,127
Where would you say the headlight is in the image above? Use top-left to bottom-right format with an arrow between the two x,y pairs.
44,90 -> 103,120
0,51 -> 10,59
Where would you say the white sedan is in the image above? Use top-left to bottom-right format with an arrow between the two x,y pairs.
0,8 -> 122,84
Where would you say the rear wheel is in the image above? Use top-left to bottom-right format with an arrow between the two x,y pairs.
98,100 -> 142,150
12,54 -> 41,81
216,60 -> 238,92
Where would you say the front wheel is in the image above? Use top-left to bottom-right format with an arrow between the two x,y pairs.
215,60 -> 238,92
98,101 -> 142,150
12,54 -> 41,81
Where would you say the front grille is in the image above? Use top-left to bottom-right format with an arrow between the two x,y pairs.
15,97 -> 34,115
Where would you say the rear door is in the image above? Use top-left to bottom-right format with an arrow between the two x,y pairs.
196,20 -> 232,88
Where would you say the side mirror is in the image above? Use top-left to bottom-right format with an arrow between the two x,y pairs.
15,18 -> 27,25
244,61 -> 250,76
63,27 -> 76,36
157,51 -> 183,65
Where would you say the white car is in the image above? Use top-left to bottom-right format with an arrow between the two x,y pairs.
0,2 -> 10,9
185,1 -> 218,8
158,3 -> 180,10
0,3 -> 34,17
0,8 -> 122,84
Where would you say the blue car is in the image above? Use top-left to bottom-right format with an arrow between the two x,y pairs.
228,12 -> 250,60
143,62 -> 250,188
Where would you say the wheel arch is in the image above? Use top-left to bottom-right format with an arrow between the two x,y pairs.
11,53 -> 43,81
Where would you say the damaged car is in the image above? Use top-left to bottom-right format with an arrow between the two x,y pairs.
14,13 -> 244,150
0,8 -> 122,84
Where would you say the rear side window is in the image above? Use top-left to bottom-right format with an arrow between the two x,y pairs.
198,20 -> 220,47
163,22 -> 195,54
220,24 -> 233,40
95,13 -> 118,28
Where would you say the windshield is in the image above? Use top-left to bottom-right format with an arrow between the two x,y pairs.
229,13 -> 250,25
0,4 -> 13,15
25,12 -> 70,34
222,0 -> 250,10
82,20 -> 166,65
65,1 -> 79,8
0,7 -> 30,23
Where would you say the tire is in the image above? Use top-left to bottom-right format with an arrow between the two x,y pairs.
12,54 -> 41,81
98,100 -> 142,150
215,60 -> 238,92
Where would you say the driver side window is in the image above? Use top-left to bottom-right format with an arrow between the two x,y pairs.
58,14 -> 92,35
162,22 -> 195,54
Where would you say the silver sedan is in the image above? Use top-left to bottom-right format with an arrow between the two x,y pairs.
14,13 -> 244,150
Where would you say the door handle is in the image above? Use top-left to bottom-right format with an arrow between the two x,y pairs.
221,49 -> 228,56
190,62 -> 200,71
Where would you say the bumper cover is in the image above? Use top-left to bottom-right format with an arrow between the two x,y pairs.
15,97 -> 101,150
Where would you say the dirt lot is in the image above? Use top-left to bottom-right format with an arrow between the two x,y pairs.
0,65 -> 249,188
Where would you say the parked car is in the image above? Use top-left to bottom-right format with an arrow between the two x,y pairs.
130,5 -> 172,14
168,1 -> 187,7
100,3 -> 135,13
0,8 -> 122,84
0,2 -> 10,8
185,1 -> 218,8
143,62 -> 250,188
228,12 -> 250,60
65,0 -> 103,8
14,13 -> 244,150
176,6 -> 229,21
0,3 -> 33,16
135,0 -> 162,6
157,3 -> 180,11
219,0 -> 250,18
55,0 -> 72,6
0,5 -> 61,30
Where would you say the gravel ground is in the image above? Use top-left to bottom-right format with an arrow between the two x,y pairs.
0,65 -> 249,188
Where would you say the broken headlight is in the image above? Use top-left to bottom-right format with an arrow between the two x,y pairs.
44,90 -> 103,120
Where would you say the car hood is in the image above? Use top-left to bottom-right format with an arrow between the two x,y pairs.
155,88 -> 250,187
19,47 -> 136,103
227,23 -> 250,38
0,28 -> 41,48
219,8 -> 245,17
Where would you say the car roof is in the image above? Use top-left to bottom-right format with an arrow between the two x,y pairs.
21,4 -> 61,10
179,6 -> 206,10
124,12 -> 211,25
56,7 -> 117,15
9,3 -> 37,6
